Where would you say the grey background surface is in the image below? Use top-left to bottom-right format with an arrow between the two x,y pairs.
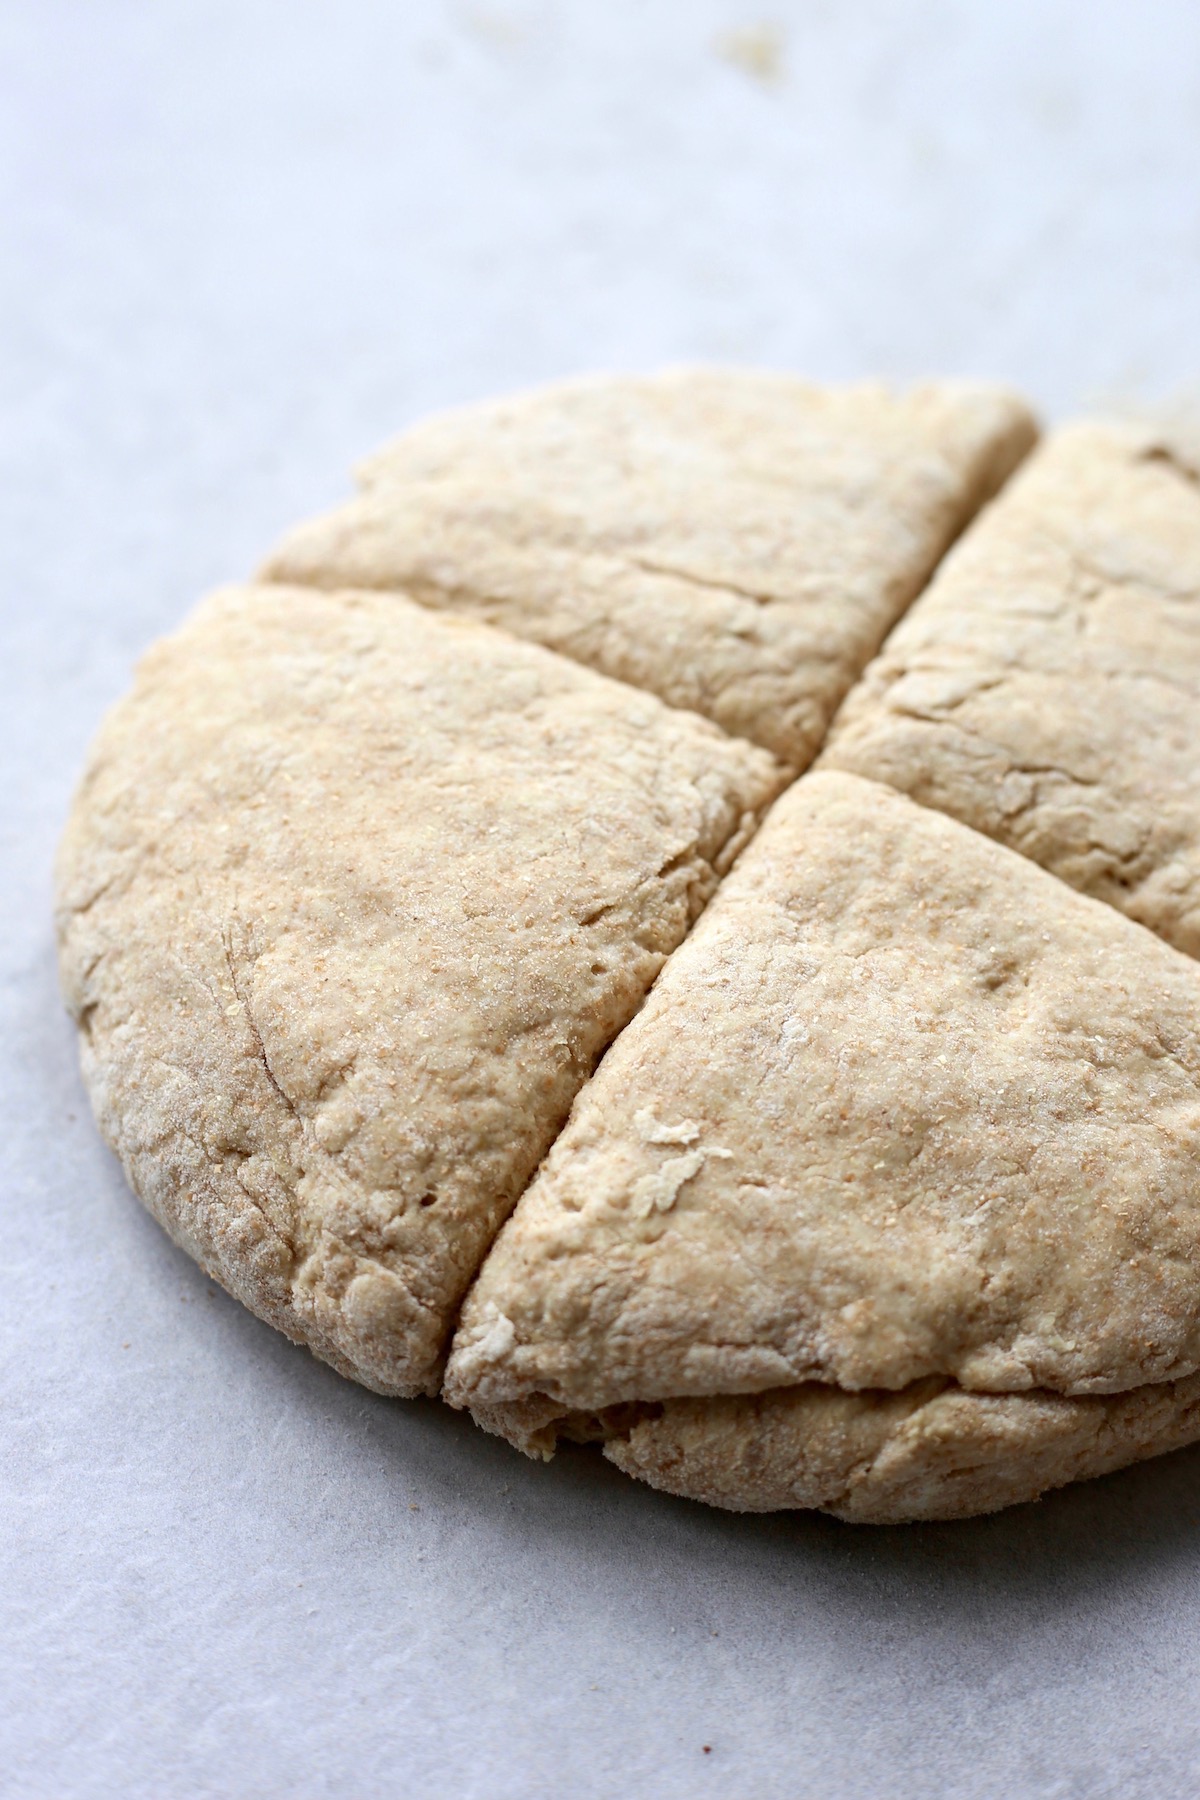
5,4 -> 1200,1796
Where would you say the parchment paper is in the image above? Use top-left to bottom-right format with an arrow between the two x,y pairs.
5,5 -> 1200,1794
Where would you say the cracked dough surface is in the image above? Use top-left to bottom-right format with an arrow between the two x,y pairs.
823,421 -> 1200,955
55,583 -> 783,1396
445,772 -> 1200,1433
261,370 -> 1036,766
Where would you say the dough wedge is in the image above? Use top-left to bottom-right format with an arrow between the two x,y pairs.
56,584 -> 783,1396
446,772 -> 1200,1516
262,371 -> 1036,766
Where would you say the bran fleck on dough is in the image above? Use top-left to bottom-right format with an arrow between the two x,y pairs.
261,370 -> 1037,767
444,772 -> 1200,1511
55,583 -> 784,1398
823,420 -> 1200,957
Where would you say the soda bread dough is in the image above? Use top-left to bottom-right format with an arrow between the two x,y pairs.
262,370 -> 1036,767
443,775 -> 1200,1516
823,421 -> 1200,955
57,374 -> 1200,1520
55,583 -> 783,1396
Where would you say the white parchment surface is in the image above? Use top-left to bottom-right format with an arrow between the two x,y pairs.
4,5 -> 1200,1795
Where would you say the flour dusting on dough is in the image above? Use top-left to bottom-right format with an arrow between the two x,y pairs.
634,1107 -> 701,1147
629,1145 -> 733,1219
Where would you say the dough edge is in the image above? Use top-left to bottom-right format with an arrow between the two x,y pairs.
461,1371 -> 1200,1523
